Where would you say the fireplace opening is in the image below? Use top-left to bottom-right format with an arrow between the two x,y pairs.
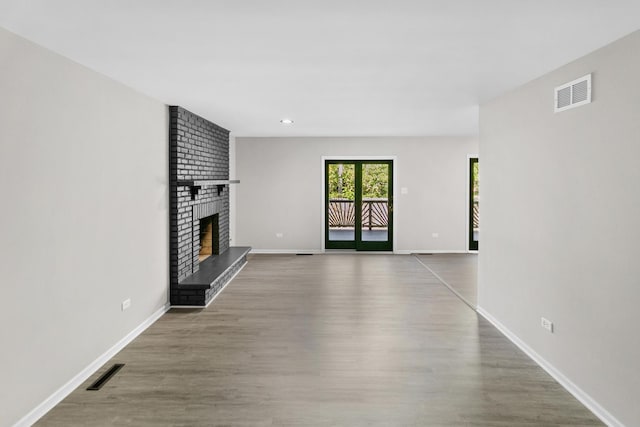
199,214 -> 219,262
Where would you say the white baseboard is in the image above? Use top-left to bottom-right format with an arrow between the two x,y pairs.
476,307 -> 624,427
325,251 -> 394,255
250,249 -> 472,255
14,302 -> 171,427
394,249 -> 469,255
249,249 -> 324,254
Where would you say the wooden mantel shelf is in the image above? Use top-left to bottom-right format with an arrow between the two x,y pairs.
177,179 -> 240,187
176,179 -> 240,199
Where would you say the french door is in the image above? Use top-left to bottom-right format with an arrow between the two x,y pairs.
325,160 -> 393,251
469,157 -> 479,251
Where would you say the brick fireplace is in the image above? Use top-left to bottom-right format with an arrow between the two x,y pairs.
169,106 -> 249,306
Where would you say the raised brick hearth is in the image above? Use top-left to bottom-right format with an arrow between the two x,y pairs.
169,106 -> 249,306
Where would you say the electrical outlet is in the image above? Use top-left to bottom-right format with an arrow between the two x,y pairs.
432,232 -> 439,238
401,187 -> 408,195
276,233 -> 283,238
121,299 -> 131,311
541,317 -> 554,333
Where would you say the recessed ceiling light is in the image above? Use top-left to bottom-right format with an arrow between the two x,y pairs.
280,118 -> 294,124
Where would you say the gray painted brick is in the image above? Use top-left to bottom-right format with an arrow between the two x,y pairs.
169,106 -> 232,306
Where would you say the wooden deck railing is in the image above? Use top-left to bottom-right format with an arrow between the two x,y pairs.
328,199 -> 388,229
473,198 -> 479,230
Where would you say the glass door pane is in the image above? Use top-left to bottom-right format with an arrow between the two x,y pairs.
327,163 -> 356,247
360,163 -> 389,242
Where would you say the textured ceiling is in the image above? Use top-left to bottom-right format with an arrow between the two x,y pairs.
1,0 -> 639,136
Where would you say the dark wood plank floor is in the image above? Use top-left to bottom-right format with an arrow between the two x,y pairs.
37,254 -> 602,426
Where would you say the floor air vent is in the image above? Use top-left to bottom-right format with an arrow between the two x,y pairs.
554,74 -> 592,112
87,364 -> 124,390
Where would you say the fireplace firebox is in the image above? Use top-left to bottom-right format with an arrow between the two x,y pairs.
199,214 -> 219,262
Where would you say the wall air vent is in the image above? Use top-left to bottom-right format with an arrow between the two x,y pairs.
554,74 -> 592,113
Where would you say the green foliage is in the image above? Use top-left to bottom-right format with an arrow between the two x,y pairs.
361,164 -> 389,199
472,161 -> 479,197
328,164 -> 355,199
328,163 -> 389,200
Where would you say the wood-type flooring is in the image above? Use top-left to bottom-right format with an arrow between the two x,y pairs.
37,254 -> 602,426
415,253 -> 478,308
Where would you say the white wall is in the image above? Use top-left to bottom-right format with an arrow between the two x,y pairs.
235,137 -> 477,252
0,28 -> 169,426
479,30 -> 640,426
